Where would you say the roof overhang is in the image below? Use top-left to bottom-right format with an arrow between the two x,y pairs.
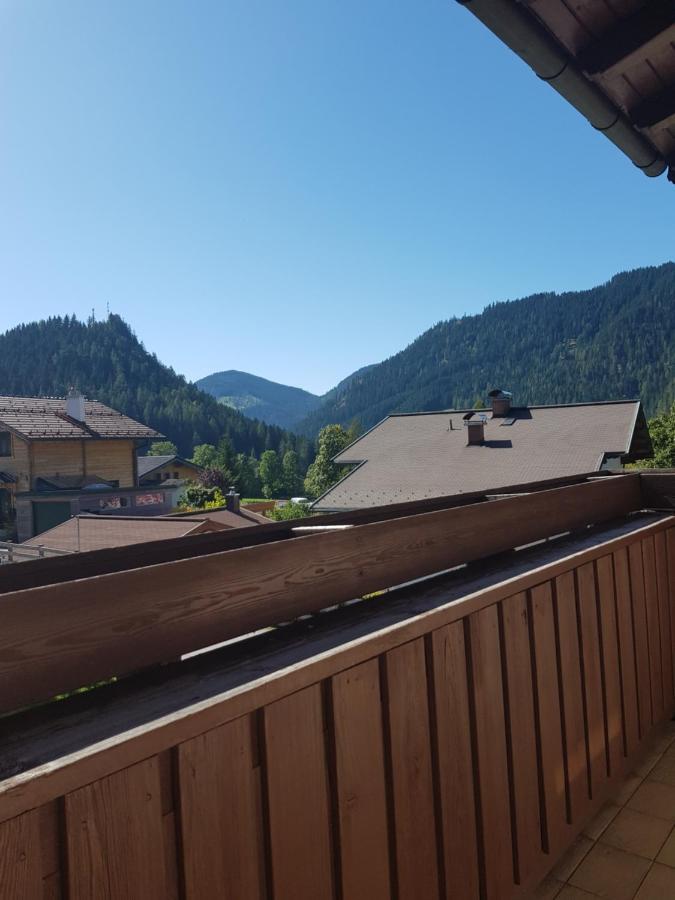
456,0 -> 674,183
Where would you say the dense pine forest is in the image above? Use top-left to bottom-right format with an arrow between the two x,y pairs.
0,315 -> 313,466
298,263 -> 675,434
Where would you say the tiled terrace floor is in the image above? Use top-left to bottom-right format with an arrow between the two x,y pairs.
535,721 -> 675,900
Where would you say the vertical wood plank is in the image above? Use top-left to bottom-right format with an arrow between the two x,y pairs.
555,571 -> 589,821
596,555 -> 625,776
613,548 -> 640,755
332,660 -> 391,900
65,756 -> 170,900
628,540 -> 652,736
577,562 -> 608,793
469,605 -> 514,900
0,809 -> 42,900
501,592 -> 542,884
430,622 -> 480,900
654,531 -> 674,709
385,639 -> 440,900
668,530 -> 675,701
178,716 -> 266,900
530,582 -> 567,853
264,684 -> 334,900
642,537 -> 664,721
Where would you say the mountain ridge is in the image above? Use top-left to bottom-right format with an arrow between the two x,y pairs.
296,262 -> 675,434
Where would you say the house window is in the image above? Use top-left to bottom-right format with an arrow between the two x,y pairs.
0,432 -> 11,457
173,472 -> 179,479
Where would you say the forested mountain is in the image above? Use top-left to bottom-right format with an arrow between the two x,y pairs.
0,315 -> 313,465
298,263 -> 675,434
196,370 -> 321,429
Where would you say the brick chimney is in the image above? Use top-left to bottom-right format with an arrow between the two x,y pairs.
225,487 -> 240,513
66,387 -> 86,423
488,388 -> 512,417
465,414 -> 486,445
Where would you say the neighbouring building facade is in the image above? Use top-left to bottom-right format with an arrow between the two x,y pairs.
312,390 -> 653,512
0,392 -> 172,541
137,454 -> 203,485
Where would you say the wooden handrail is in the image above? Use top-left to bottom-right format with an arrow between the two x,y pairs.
0,475 -> 643,715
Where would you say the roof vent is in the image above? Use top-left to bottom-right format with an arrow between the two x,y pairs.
464,413 -> 487,445
66,388 -> 86,423
488,388 -> 512,417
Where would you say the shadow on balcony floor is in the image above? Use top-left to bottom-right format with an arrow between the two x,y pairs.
535,721 -> 675,900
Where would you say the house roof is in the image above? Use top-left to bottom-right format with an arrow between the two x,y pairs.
167,504 -> 270,528
457,0 -> 675,184
0,396 -> 162,441
137,455 -> 202,479
23,514 -> 216,553
313,400 -> 651,511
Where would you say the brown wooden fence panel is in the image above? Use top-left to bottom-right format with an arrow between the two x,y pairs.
501,592 -> 542,884
614,547 -> 641,755
469,605 -> 514,900
530,581 -> 568,854
1,518 -> 674,900
177,716 -> 266,900
64,756 -> 174,900
596,555 -> 625,777
384,639 -> 440,900
555,570 -> 589,821
429,622 -> 480,900
0,808 -> 43,899
577,562 -> 608,796
263,685 -> 334,900
628,541 -> 653,736
331,660 -> 391,900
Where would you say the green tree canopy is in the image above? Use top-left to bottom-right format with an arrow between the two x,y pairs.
282,449 -> 303,496
148,440 -> 178,456
304,424 -> 353,498
259,449 -> 284,498
631,404 -> 675,468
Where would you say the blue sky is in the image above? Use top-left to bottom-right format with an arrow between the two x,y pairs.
1,0 -> 672,395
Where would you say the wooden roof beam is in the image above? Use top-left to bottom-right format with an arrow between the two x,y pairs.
576,4 -> 675,77
632,86 -> 675,131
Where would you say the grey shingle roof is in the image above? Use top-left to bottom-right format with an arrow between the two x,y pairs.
314,401 -> 649,511
0,396 -> 162,441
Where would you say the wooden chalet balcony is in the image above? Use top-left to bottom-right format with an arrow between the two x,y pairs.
0,471 -> 674,899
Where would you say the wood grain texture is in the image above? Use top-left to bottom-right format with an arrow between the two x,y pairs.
469,605 -> 514,900
64,756 -> 171,900
0,476 -> 644,715
177,716 -> 265,900
331,660 -> 391,900
555,570 -> 589,820
430,622 -> 480,900
577,563 -> 608,794
264,685 -> 334,900
654,531 -> 674,707
530,582 -> 567,852
628,541 -> 653,736
596,555 -> 625,775
668,530 -> 675,701
613,548 -> 640,755
385,639 -> 440,900
642,537 -> 664,720
501,593 -> 542,884
0,809 -> 42,900
1,520 -> 671,834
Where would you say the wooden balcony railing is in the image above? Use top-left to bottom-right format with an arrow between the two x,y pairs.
0,472 -> 674,899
